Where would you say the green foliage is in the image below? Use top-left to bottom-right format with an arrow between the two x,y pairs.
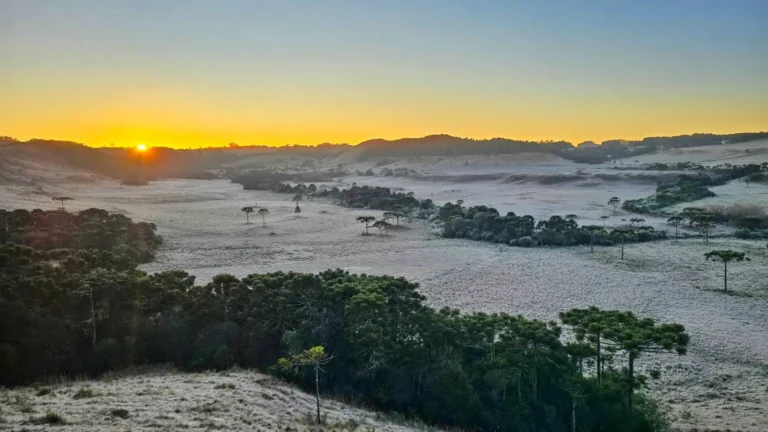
1,207 -> 678,431
317,185 -> 425,211
110,408 -> 130,419
437,203 -> 666,248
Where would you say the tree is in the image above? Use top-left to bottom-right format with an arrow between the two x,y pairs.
704,250 -> 748,292
241,206 -> 254,224
693,213 -> 716,243
356,216 -> 376,235
565,214 -> 578,221
277,346 -> 334,424
608,197 -> 621,215
629,217 -> 645,227
372,220 -> 393,235
292,194 -> 303,204
294,204 -> 301,214
600,215 -> 609,227
52,197 -> 73,211
258,208 -> 269,227
667,215 -> 683,242
603,313 -> 689,412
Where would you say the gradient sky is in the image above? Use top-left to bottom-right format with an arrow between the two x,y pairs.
2,0 -> 767,148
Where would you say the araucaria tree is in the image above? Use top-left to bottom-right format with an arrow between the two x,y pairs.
277,346 -> 334,424
258,208 -> 269,227
241,206 -> 254,224
561,308 -> 689,412
372,219 -> 393,235
600,215 -> 609,227
667,215 -> 683,242
356,216 -> 376,235
608,197 -> 621,215
704,250 -> 748,292
52,196 -> 74,211
292,194 -> 303,204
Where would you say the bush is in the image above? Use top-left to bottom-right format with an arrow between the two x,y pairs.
32,412 -> 66,425
73,388 -> 95,399
110,408 -> 130,419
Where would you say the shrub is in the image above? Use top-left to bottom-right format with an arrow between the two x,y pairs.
110,408 -> 130,419
32,412 -> 66,425
73,388 -> 95,399
35,388 -> 53,397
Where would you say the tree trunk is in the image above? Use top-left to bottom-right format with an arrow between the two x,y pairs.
628,354 -> 635,413
620,236 -> 624,260
723,261 -> 728,292
89,283 -> 97,346
246,213 -> 249,224
572,396 -> 577,432
315,365 -> 321,423
675,224 -> 678,242
590,234 -> 594,253
596,334 -> 602,386
262,215 -> 266,227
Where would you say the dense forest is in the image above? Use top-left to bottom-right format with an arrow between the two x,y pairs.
0,207 -> 687,431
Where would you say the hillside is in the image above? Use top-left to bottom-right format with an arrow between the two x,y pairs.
0,368 -> 435,431
627,138 -> 768,166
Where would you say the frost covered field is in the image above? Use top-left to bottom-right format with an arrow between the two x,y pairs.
0,367 -> 433,431
2,176 -> 768,431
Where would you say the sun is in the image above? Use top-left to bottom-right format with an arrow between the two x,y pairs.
136,143 -> 147,152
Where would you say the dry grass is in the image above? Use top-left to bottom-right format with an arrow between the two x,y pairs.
0,369 -> 438,431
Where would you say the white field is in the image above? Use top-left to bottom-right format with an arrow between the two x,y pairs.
626,139 -> 768,166
0,367 -> 435,431
2,145 -> 768,431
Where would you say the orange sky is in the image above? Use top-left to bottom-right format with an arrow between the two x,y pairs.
2,1 -> 766,149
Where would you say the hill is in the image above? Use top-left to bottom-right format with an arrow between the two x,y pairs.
0,367 -> 434,431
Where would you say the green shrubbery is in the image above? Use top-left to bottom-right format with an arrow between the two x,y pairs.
317,185 -> 431,211
437,203 -> 667,247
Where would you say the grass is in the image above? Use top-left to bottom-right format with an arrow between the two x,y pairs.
14,394 -> 35,413
214,382 -> 236,390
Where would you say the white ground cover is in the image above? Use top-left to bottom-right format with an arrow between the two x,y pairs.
2,167 -> 767,431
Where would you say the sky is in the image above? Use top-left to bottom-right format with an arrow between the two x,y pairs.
1,0 -> 767,148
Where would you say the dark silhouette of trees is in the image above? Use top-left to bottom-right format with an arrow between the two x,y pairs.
667,215 -> 683,241
241,206 -> 254,224
704,250 -> 748,292
372,220 -> 393,235
608,197 -> 621,215
295,204 -> 301,213
258,208 -> 269,227
292,194 -> 303,204
356,216 -> 376,235
52,197 -> 73,211
600,215 -> 609,227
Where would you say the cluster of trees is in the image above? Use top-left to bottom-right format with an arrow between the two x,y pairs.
0,233 -> 684,430
623,164 -> 767,214
317,185 -> 432,211
622,177 -> 716,213
437,203 -> 666,248
0,208 -> 161,263
231,170 -> 331,191
355,212 -> 407,235
271,182 -> 318,194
